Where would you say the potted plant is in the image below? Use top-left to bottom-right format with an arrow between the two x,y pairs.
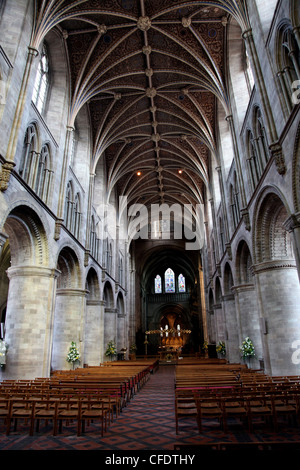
240,337 -> 255,367
216,340 -> 226,357
0,339 -> 8,370
202,340 -> 209,357
105,340 -> 117,361
66,341 -> 80,369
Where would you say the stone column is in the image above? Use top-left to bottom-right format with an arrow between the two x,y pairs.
104,307 -> 118,358
51,288 -> 87,371
213,302 -> 225,344
232,284 -> 262,369
117,312 -> 126,353
222,293 -> 240,363
284,213 -> 300,282
253,261 -> 300,376
3,266 -> 59,379
84,299 -> 104,366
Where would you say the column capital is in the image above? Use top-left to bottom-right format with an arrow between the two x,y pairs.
251,260 -> 297,275
28,46 -> 39,57
283,213 -> 300,232
242,28 -> 253,41
6,266 -> 60,279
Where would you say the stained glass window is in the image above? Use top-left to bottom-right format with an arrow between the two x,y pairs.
154,275 -> 162,294
165,268 -> 175,293
178,274 -> 186,292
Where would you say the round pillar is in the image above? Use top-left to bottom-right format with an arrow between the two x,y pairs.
51,288 -> 87,371
84,299 -> 104,365
4,266 -> 59,379
253,261 -> 300,376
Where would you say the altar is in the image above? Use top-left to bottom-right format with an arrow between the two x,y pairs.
158,347 -> 180,362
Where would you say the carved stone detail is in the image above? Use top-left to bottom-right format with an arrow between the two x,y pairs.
0,160 -> 16,191
146,87 -> 157,98
137,16 -> 151,31
241,208 -> 251,231
145,68 -> 153,77
142,45 -> 152,55
182,17 -> 191,28
97,24 -> 107,35
54,219 -> 64,241
270,142 -> 286,175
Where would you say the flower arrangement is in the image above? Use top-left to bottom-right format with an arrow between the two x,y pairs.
130,344 -> 137,353
105,340 -> 117,359
0,340 -> 8,368
202,341 -> 208,351
216,341 -> 226,356
66,341 -> 80,365
240,337 -> 255,358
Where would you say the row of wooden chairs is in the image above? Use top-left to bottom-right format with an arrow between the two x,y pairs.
0,360 -> 158,437
175,387 -> 300,434
174,362 -> 300,435
0,395 -> 108,437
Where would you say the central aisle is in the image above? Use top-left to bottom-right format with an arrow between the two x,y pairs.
98,364 -> 178,450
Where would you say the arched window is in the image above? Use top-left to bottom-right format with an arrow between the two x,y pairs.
106,241 -> 112,273
119,257 -> 123,285
178,274 -> 186,293
32,44 -> 49,114
64,182 -> 74,231
19,124 -> 37,184
277,23 -> 300,114
90,216 -> 99,260
253,107 -> 269,168
73,193 -> 81,239
245,49 -> 255,94
154,275 -> 162,294
164,268 -> 175,293
230,184 -> 239,229
246,130 -> 262,191
35,144 -> 52,203
219,216 -> 225,254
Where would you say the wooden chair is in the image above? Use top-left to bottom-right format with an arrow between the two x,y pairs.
269,392 -> 298,431
175,390 -> 200,434
32,399 -> 59,434
221,396 -> 248,432
6,397 -> 36,435
80,398 -> 107,436
195,395 -> 225,433
0,397 -> 10,428
245,395 -> 274,432
54,399 -> 82,436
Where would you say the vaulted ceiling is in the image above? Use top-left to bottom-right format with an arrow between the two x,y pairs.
34,1 -> 248,209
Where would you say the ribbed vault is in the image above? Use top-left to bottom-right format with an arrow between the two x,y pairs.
32,0 -> 250,210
